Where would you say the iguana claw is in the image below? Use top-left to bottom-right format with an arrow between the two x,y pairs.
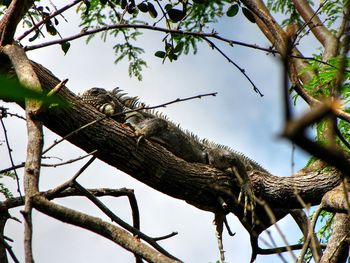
238,180 -> 255,223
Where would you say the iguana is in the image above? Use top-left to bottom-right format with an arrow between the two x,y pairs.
80,87 -> 269,262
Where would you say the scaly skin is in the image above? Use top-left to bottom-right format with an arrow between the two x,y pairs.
80,87 -> 270,260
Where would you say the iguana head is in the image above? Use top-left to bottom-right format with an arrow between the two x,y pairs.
80,87 -> 124,116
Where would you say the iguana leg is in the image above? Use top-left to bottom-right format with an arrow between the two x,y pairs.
214,213 -> 226,263
134,118 -> 168,145
232,167 -> 255,224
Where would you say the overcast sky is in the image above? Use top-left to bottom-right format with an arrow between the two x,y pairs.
0,1 -> 318,262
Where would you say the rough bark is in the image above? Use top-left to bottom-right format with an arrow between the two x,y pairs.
320,213 -> 350,263
0,0 -> 34,45
19,61 -> 340,237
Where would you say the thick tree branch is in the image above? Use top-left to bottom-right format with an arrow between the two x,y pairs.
3,44 -> 44,263
0,0 -> 34,45
19,61 -> 342,237
319,213 -> 350,263
292,0 -> 338,61
241,0 -> 315,84
32,195 -> 179,263
322,185 -> 350,213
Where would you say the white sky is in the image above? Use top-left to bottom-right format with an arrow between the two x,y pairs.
0,1 -> 318,262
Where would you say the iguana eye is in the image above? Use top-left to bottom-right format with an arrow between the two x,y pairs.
89,87 -> 104,95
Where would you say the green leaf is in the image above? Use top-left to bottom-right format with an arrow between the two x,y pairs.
61,41 -> 71,55
83,0 -> 91,15
148,2 -> 158,18
167,8 -> 185,23
242,7 -> 256,23
137,2 -> 148,12
45,21 -> 57,36
192,0 -> 206,4
168,51 -> 178,61
100,0 -> 107,4
127,3 -> 136,14
164,4 -> 172,11
226,4 -> 239,17
174,41 -> 184,53
54,17 -> 59,26
121,0 -> 127,9
0,75 -> 65,106
28,30 -> 40,42
154,51 -> 166,58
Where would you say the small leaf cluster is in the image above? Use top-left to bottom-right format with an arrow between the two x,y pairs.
266,0 -> 304,27
79,0 -> 147,80
23,4 -> 63,42
300,56 -> 350,148
226,2 -> 255,23
320,1 -> 344,28
298,210 -> 334,262
154,39 -> 185,62
113,36 -> 147,80
0,172 -> 15,199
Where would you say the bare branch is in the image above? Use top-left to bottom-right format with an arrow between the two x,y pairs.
203,37 -> 263,96
0,114 -> 22,197
322,185 -> 350,214
0,0 -> 34,45
292,0 -> 338,60
23,23 -> 273,53
45,156 -> 96,197
255,198 -> 297,261
3,43 -> 44,263
319,213 -> 350,263
290,210 -> 322,259
32,195 -> 180,262
71,180 -> 180,260
297,203 -> 323,262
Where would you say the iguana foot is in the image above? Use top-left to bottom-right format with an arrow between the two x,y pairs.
132,118 -> 168,147
237,177 -> 255,225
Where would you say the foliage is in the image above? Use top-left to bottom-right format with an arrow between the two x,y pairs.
298,210 -> 334,262
0,172 -> 14,198
267,0 -> 306,27
0,75 -> 65,106
75,0 -> 257,79
297,56 -> 350,149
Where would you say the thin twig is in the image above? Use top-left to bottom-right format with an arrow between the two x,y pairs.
256,198 -> 297,261
297,204 -> 323,262
0,150 -> 97,173
45,156 -> 96,197
42,150 -> 97,167
202,36 -> 263,96
264,229 -> 288,263
3,239 -> 20,263
0,108 -> 22,197
17,0 -> 83,41
24,23 -> 274,53
71,181 -> 180,261
152,232 -> 178,241
47,78 -> 68,96
257,243 -> 326,255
